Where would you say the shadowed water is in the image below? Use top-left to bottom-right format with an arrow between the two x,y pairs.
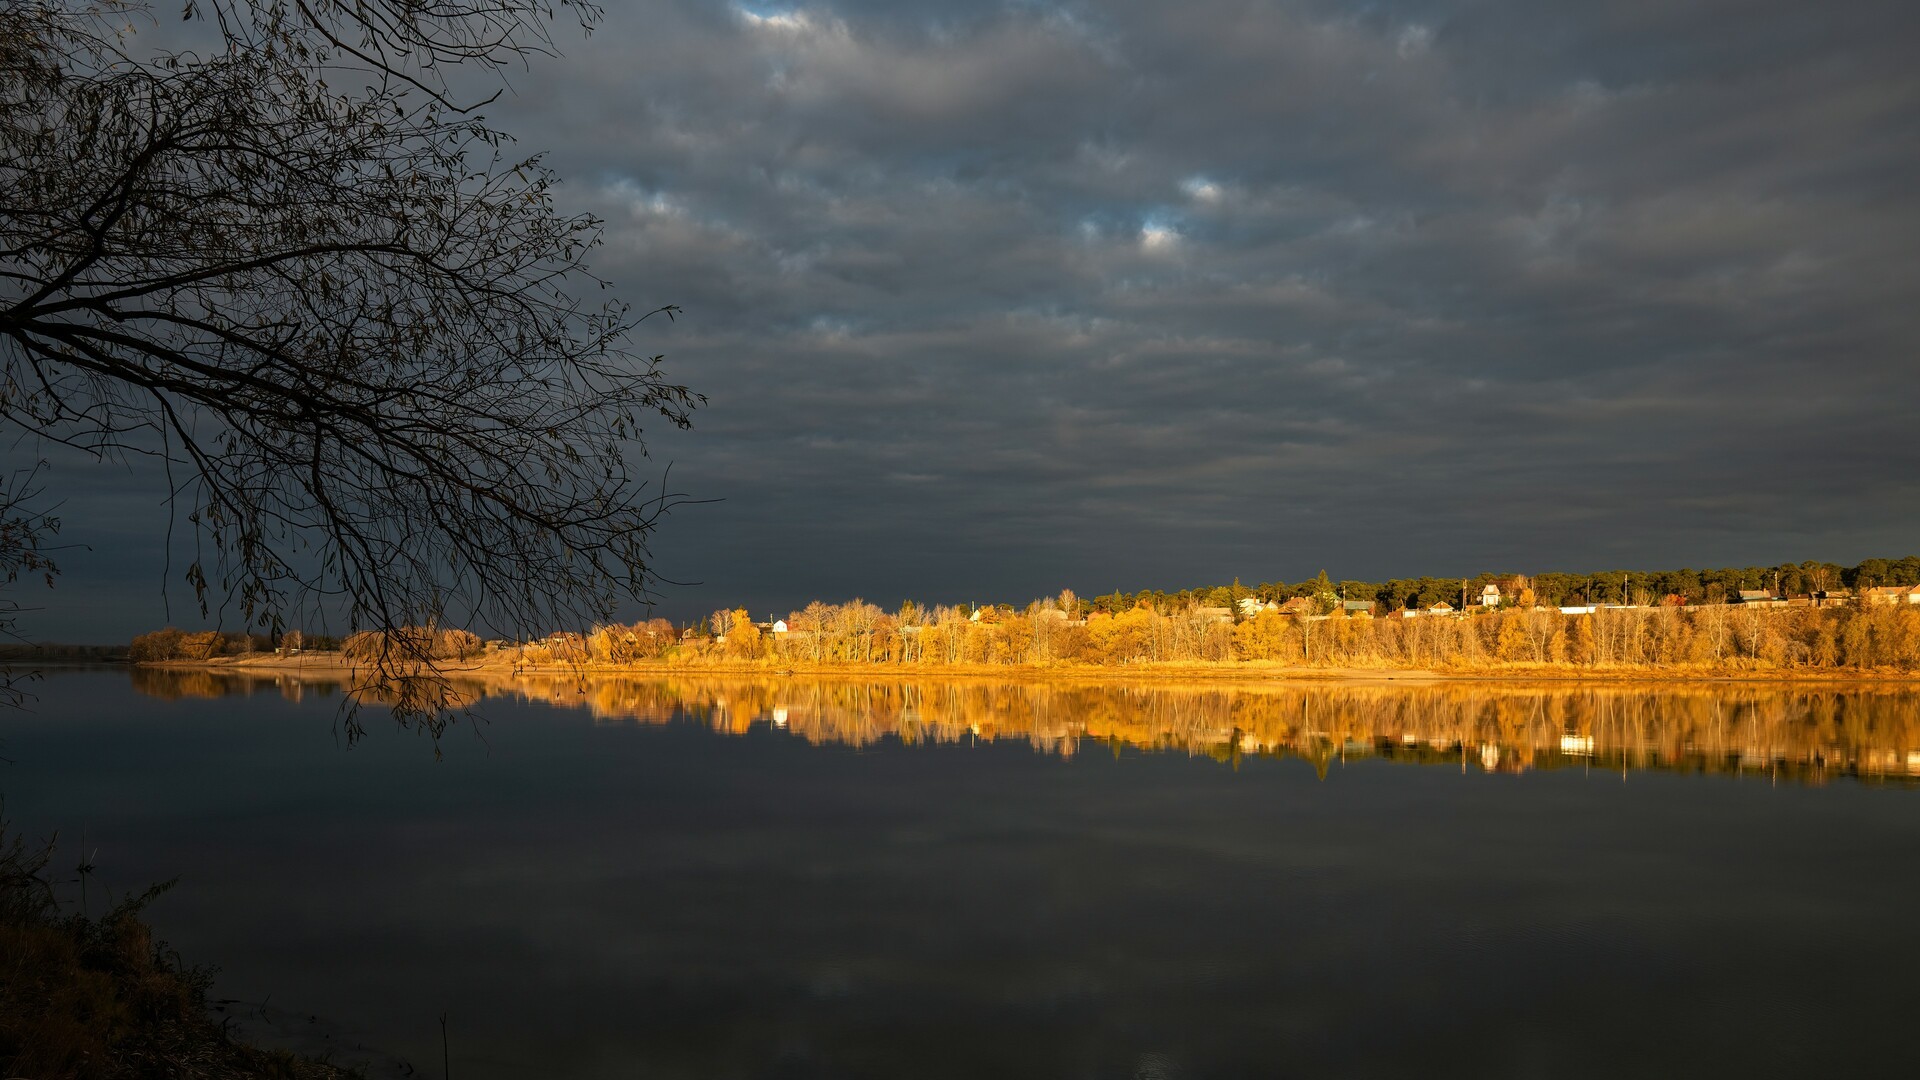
7,669 -> 1920,1077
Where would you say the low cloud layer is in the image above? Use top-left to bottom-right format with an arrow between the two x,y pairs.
33,0 -> 1920,635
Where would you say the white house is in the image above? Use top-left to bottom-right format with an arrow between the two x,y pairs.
1480,584 -> 1501,608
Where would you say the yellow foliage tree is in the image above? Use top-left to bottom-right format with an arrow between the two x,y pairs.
1233,611 -> 1290,661
1495,613 -> 1530,662
1568,616 -> 1596,664
723,608 -> 762,659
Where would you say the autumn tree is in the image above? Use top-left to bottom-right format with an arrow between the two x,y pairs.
2,1 -> 697,732
893,600 -> 925,662
722,608 -> 761,659
1571,616 -> 1597,665
1232,610 -> 1292,661
1057,588 -> 1081,622
790,602 -> 829,663
1495,613 -> 1530,662
838,599 -> 885,663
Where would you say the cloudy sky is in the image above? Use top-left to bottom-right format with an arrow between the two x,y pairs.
32,0 -> 1920,636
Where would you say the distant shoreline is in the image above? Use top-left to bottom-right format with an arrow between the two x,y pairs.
132,652 -> 1920,685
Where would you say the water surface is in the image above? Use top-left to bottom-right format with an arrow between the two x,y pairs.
5,670 -> 1918,1077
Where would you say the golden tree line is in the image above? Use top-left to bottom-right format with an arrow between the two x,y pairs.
623,594 -> 1920,672
124,595 -> 1920,673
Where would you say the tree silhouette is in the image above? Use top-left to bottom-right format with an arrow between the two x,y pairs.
1,2 -> 699,725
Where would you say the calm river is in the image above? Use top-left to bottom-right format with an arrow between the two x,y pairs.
6,668 -> 1920,1078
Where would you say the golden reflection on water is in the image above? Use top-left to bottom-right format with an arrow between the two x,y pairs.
127,667 -> 1920,784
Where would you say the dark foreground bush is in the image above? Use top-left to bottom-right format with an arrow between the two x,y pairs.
0,824 -> 364,1079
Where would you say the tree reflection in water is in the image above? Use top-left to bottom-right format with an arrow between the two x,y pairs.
125,668 -> 1920,785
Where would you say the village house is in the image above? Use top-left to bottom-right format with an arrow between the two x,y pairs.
1237,597 -> 1278,618
1427,602 -> 1455,616
1277,597 -> 1316,616
1342,600 -> 1375,618
1865,584 -> 1920,605
1480,584 -> 1501,608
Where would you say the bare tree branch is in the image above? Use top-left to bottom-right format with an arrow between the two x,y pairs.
1,1 -> 702,735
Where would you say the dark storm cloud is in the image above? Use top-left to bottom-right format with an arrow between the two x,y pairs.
27,0 -> 1920,636
489,0 -> 1920,619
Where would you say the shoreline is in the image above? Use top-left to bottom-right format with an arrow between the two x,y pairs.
137,653 -> 1920,686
